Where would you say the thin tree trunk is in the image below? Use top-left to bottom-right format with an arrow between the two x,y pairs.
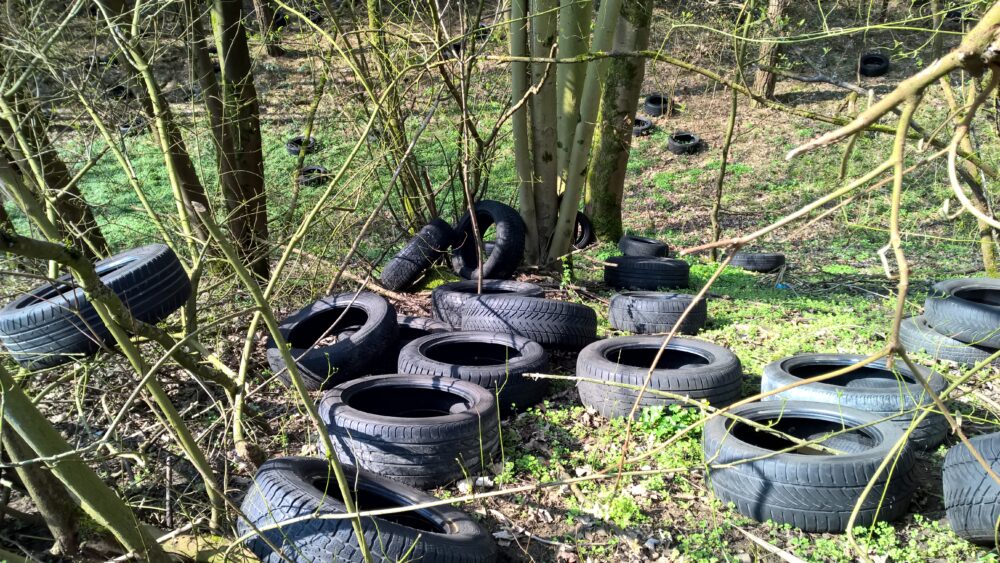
711,89 -> 739,260
252,0 -> 285,56
212,0 -> 270,282
751,0 -> 789,106
584,0 -> 652,243
512,0 -> 539,262
0,366 -> 170,562
1,427 -> 80,556
529,0 -> 559,261
555,0 -> 592,185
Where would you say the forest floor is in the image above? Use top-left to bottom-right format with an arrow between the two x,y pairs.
3,1 -> 1000,562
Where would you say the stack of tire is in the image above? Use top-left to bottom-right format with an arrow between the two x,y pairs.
379,200 -> 595,292
605,234 -> 690,291
704,353 -> 943,534
901,278 -> 1000,367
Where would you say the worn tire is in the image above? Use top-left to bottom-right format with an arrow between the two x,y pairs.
285,135 -> 317,156
727,252 -> 786,273
431,280 -> 543,329
265,292 -> 398,390
859,52 -> 890,77
317,374 -> 500,488
667,131 -> 702,155
380,219 -> 455,291
604,256 -> 690,290
0,244 -> 191,369
375,315 -> 452,375
608,292 -> 707,335
576,336 -> 741,418
574,212 -> 596,249
761,354 -> 949,450
450,200 -> 525,280
460,296 -> 597,350
643,93 -> 674,117
943,432 -> 1000,544
703,401 -> 917,532
900,315 -> 999,367
924,278 -> 1000,349
398,331 -> 548,413
633,116 -> 654,137
618,234 -> 669,257
239,457 -> 497,562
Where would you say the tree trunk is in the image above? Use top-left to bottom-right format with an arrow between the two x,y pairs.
212,0 -> 270,282
751,0 -> 789,106
555,0 -> 592,184
0,101 -> 108,258
528,0 -> 559,261
252,0 -> 285,57
584,0 -> 652,243
512,0 -> 539,263
1,427 -> 80,556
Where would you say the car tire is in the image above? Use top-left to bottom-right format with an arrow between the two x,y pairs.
317,374 -> 500,488
618,234 -> 669,257
604,256 -> 690,290
760,353 -> 949,450
285,135 -> 317,156
924,278 -> 1000,349
608,292 -> 707,335
942,432 -> 1000,544
574,212 -> 596,249
703,401 -> 917,532
379,219 -> 455,291
460,295 -> 597,350
431,280 -> 543,329
643,93 -> 675,117
859,53 -> 890,77
0,244 -> 191,369
239,457 -> 497,562
576,336 -> 741,418
450,200 -> 525,280
667,131 -> 702,155
900,315 -> 999,367
727,252 -> 786,272
633,116 -> 654,137
398,331 -> 548,413
265,292 -> 398,390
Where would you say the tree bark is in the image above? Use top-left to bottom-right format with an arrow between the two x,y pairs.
751,0 -> 790,105
528,0 -> 559,261
584,0 -> 652,243
512,0 -> 539,263
211,0 -> 271,282
1,427 -> 80,556
252,0 -> 285,57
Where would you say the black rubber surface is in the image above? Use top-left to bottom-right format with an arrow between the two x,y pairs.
239,457 -> 497,562
375,315 -> 452,375
380,219 -> 455,291
633,117 -> 653,137
604,256 -> 690,290
0,244 -> 191,369
574,212 -> 596,249
398,331 -> 548,413
618,234 -> 669,257
576,336 -> 741,418
859,53 -> 890,77
285,135 -> 317,156
643,93 -> 674,117
760,353 -> 949,450
460,295 -> 597,350
608,292 -> 707,335
667,131 -> 701,155
703,401 -> 917,532
431,280 -> 543,329
317,374 -> 500,487
924,278 -> 1000,349
727,252 -> 786,272
265,292 -> 398,390
942,432 -> 1000,544
900,315 -> 999,367
450,200 -> 525,280
297,165 -> 329,187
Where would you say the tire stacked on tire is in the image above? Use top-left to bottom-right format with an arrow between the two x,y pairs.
608,291 -> 707,335
460,295 -> 597,350
760,353 -> 948,450
576,336 -> 742,418
432,280 -> 544,329
942,432 -> 1000,544
907,278 -> 1000,365
604,256 -> 690,290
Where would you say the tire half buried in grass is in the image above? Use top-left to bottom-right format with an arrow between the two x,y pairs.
703,401 -> 917,533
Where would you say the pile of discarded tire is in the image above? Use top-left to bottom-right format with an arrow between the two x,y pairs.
901,277 -> 1000,366
605,233 -> 690,290
379,200 -> 595,291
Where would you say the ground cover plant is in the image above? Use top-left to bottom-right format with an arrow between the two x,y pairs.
0,0 -> 999,561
